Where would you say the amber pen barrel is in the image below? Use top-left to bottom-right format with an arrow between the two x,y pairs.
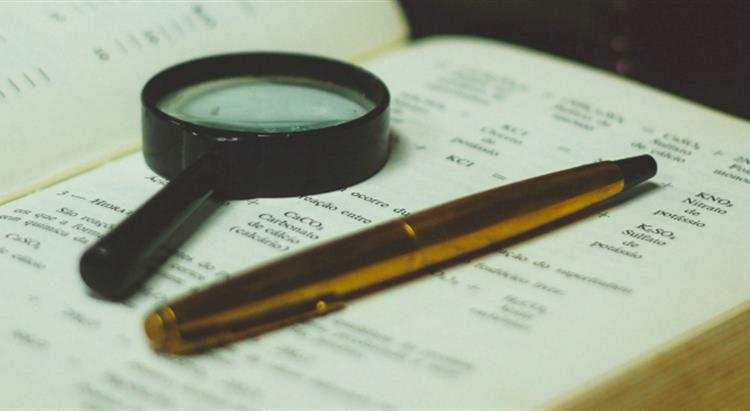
145,155 -> 656,354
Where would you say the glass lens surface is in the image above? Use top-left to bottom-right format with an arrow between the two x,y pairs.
157,76 -> 374,133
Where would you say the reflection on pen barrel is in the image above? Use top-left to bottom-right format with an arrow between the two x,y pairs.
145,155 -> 656,354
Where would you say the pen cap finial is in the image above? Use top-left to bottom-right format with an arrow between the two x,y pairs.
144,311 -> 167,348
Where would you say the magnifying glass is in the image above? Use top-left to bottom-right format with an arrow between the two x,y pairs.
80,53 -> 390,300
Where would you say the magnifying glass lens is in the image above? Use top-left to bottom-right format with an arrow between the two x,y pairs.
157,76 -> 375,133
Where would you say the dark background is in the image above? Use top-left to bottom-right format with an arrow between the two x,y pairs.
399,0 -> 750,120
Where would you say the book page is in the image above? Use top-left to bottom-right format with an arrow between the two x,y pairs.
2,36 -> 749,409
0,1 -> 407,202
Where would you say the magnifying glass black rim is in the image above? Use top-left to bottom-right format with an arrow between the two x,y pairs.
142,52 -> 389,139
141,52 -> 390,199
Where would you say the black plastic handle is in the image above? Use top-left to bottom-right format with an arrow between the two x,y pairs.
80,155 -> 219,300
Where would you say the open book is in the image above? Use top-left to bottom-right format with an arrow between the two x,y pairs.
2,2 -> 749,409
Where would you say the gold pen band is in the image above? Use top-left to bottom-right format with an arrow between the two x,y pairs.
145,156 -> 655,354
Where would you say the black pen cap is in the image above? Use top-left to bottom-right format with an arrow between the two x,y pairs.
614,155 -> 657,190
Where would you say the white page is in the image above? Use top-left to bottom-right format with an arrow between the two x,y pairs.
1,37 -> 750,408
0,1 -> 407,202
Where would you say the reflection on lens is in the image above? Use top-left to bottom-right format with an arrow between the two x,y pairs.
157,76 -> 374,133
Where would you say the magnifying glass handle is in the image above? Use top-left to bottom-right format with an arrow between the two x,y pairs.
80,155 -> 220,300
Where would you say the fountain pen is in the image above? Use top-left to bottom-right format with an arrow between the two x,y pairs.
144,154 -> 656,354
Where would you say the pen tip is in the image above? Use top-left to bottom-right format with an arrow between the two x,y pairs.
614,155 -> 657,190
